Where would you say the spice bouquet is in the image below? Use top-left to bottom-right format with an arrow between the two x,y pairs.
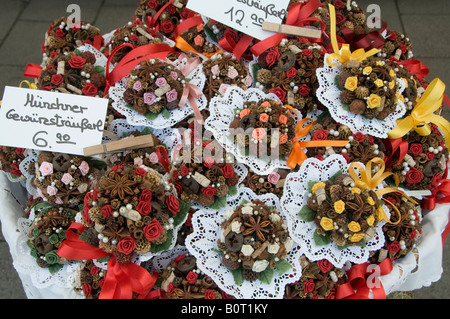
1,0 -> 450,300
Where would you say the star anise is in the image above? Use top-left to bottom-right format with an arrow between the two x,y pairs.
100,173 -> 136,200
242,215 -> 271,242
348,143 -> 378,165
102,222 -> 131,242
345,193 -> 367,220
284,285 -> 300,299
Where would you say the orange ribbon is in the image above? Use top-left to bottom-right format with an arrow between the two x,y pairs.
175,36 -> 222,60
285,105 -> 349,169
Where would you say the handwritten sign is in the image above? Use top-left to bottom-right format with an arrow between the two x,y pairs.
187,0 -> 290,41
0,86 -> 108,156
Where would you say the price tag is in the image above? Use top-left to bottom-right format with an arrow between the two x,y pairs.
0,86 -> 108,156
187,0 -> 290,41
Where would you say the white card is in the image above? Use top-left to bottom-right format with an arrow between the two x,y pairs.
0,86 -> 108,156
187,0 -> 290,41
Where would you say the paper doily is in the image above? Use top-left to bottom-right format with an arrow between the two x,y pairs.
205,86 -> 294,176
281,154 -> 387,268
14,214 -> 79,291
185,187 -> 302,299
316,54 -> 407,138
109,56 -> 207,129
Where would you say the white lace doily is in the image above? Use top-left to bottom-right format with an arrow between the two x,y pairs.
19,149 -> 39,198
149,245 -> 190,274
109,57 -> 207,129
316,54 -> 407,138
205,86 -> 294,176
281,154 -> 387,268
185,187 -> 302,299
14,214 -> 79,291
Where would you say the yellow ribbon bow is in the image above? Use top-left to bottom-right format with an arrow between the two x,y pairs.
348,158 -> 417,225
326,4 -> 380,67
285,105 -> 349,169
19,80 -> 37,90
387,78 -> 450,147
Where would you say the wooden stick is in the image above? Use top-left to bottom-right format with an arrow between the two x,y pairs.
262,21 -> 322,39
83,134 -> 155,156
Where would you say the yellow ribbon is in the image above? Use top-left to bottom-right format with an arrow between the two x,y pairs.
19,80 -> 37,90
285,105 -> 349,169
175,36 -> 223,60
348,158 -> 418,225
326,4 -> 380,66
387,78 -> 450,148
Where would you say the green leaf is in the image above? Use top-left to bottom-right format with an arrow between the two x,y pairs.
75,49 -> 82,56
96,256 -> 111,263
86,158 -> 108,171
203,24 -> 218,43
150,230 -> 173,253
95,65 -> 105,75
231,268 -> 244,286
334,75 -> 342,90
313,229 -> 331,246
329,170 -> 343,183
145,112 -> 159,120
341,103 -> 350,111
307,180 -> 318,193
228,185 -> 238,196
172,199 -> 190,227
258,267 -> 274,285
141,127 -> 152,135
298,205 -> 316,222
161,108 -> 171,119
48,263 -> 63,274
240,199 -> 250,205
34,201 -> 53,212
275,259 -> 291,275
208,196 -> 227,210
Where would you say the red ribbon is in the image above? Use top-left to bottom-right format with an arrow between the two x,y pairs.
422,179 -> 450,211
336,258 -> 393,299
398,59 -> 430,83
57,223 -> 158,299
156,146 -> 171,174
383,138 -> 409,169
23,63 -> 43,79
147,0 -> 176,30
104,42 -> 174,96
285,0 -> 326,44
339,19 -> 387,52
173,15 -> 204,40
218,33 -> 254,61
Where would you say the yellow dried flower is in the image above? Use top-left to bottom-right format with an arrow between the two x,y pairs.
348,221 -> 361,232
311,182 -> 326,194
334,200 -> 346,214
349,232 -> 364,242
367,94 -> 382,108
344,76 -> 358,92
366,215 -> 375,226
320,217 -> 334,231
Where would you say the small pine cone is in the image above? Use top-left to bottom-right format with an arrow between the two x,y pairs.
242,269 -> 259,282
115,251 -> 134,264
88,207 -> 102,222
135,238 -> 151,254
197,193 -> 216,207
353,13 -> 367,26
341,20 -> 355,30
222,254 -> 240,270
152,228 -> 168,245
355,86 -> 370,99
81,52 -> 96,65
90,73 -> 106,88
36,257 -> 49,268
340,90 -> 356,104
215,184 -> 229,197
256,69 -> 272,84
148,102 -> 164,114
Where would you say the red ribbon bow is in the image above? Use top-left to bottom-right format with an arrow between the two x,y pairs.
336,258 -> 393,299
57,223 -> 159,299
104,42 -> 175,97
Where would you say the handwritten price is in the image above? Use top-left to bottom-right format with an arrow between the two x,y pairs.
32,131 -> 76,148
224,6 -> 264,27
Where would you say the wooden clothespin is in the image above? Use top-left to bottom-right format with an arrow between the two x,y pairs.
262,21 -> 322,39
83,134 -> 156,157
